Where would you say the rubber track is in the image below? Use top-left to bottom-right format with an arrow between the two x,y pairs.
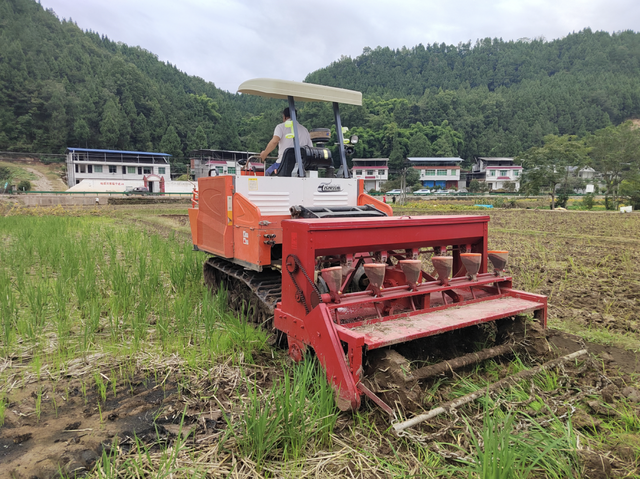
203,257 -> 282,329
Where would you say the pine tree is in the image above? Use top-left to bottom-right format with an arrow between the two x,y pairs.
189,125 -> 208,151
159,125 -> 182,158
100,98 -> 120,148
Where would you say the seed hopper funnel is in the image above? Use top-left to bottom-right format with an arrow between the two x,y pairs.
363,263 -> 386,296
399,259 -> 422,290
431,255 -> 453,286
460,253 -> 482,281
321,266 -> 343,294
488,250 -> 509,276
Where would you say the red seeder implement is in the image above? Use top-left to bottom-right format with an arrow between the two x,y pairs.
274,215 -> 547,412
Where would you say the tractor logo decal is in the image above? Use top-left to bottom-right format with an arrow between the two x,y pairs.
317,181 -> 342,192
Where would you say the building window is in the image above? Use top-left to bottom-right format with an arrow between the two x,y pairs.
366,170 -> 374,175
426,170 -> 435,176
216,166 -> 224,174
94,165 -> 103,173
500,170 -> 508,176
87,165 -> 93,173
127,166 -> 136,174
489,170 -> 496,177
138,167 -> 142,175
437,169 -> 447,176
80,164 -> 86,173
143,167 -> 152,175
514,170 -> 520,177
228,167 -> 236,175
158,167 -> 166,175
109,165 -> 117,173
356,170 -> 362,176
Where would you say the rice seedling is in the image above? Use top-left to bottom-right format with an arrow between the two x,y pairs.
533,367 -> 560,392
94,372 -> 107,403
451,408 -> 579,479
227,381 -> 283,468
226,358 -> 339,468
35,389 -> 43,422
0,395 -> 7,427
110,369 -> 117,399
81,380 -> 87,405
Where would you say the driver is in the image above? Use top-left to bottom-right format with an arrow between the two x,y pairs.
259,107 -> 312,175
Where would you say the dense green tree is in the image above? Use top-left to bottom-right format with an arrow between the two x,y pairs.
159,125 -> 182,158
517,135 -> 590,209
100,98 -> 120,148
587,121 -> 640,208
619,173 -> 640,209
189,125 -> 208,151
132,113 -> 150,150
73,118 -> 89,147
407,132 -> 431,157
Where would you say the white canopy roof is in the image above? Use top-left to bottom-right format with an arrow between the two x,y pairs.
238,78 -> 362,106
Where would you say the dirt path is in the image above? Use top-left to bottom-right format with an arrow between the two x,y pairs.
23,166 -> 54,191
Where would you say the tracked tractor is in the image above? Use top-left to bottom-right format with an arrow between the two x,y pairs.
188,78 -> 547,421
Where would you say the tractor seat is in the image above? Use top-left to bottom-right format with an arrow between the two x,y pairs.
277,147 -> 333,177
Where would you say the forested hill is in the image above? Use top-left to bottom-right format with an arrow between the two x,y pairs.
0,0 -> 252,167
307,31 -> 640,97
305,30 -> 640,160
2,0 -> 640,171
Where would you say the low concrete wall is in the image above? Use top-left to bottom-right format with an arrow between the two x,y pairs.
12,195 -> 109,206
6,194 -> 191,206
108,197 -> 190,205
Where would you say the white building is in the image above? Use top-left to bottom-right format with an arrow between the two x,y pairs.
66,179 -> 194,193
351,158 -> 388,191
408,157 -> 463,190
472,157 -> 522,191
567,166 -> 600,193
66,148 -> 171,193
190,150 -> 261,179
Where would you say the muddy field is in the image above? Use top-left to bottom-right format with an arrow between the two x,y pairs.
1,206 -> 639,478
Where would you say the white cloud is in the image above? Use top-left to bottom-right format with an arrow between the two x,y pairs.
40,0 -> 639,92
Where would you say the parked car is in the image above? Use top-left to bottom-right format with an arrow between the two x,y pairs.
125,186 -> 150,195
386,189 -> 404,195
413,189 -> 432,195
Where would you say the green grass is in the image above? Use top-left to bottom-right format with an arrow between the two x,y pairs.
226,358 -> 339,468
0,160 -> 38,184
450,407 -> 579,479
0,215 -> 267,365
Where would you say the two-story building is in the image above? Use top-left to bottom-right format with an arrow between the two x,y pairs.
66,148 -> 172,192
408,157 -> 463,190
351,158 -> 388,192
471,157 -> 522,191
189,149 -> 262,179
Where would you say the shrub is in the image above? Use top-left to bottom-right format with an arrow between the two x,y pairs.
581,193 -> 595,210
0,166 -> 11,182
17,180 -> 32,192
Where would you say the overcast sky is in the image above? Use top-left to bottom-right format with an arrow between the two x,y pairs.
39,0 -> 639,93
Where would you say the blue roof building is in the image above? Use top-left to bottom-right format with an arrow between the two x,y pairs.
66,148 -> 172,192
